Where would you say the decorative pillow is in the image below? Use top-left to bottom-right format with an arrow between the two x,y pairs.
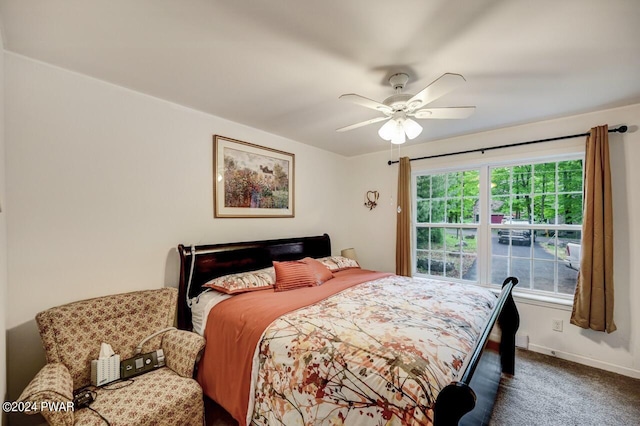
318,256 -> 361,272
202,267 -> 275,294
273,261 -> 317,292
301,257 -> 334,285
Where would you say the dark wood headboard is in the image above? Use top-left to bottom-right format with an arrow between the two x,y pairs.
177,233 -> 331,329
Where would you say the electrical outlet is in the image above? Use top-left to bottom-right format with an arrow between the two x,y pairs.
552,319 -> 563,332
515,334 -> 529,349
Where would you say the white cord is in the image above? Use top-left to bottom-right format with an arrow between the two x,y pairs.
186,245 -> 196,308
134,327 -> 176,355
195,288 -> 212,304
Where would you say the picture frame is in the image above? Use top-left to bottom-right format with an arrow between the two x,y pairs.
213,135 -> 295,218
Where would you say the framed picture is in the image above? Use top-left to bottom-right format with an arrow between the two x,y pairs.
213,135 -> 295,218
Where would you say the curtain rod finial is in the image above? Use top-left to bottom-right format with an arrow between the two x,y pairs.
617,125 -> 628,133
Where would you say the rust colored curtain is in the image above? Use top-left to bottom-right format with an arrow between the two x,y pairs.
396,157 -> 412,276
570,125 -> 616,333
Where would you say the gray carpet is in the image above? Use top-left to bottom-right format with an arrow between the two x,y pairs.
205,348 -> 640,425
491,349 -> 640,426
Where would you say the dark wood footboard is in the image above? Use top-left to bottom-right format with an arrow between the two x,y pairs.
433,276 -> 519,426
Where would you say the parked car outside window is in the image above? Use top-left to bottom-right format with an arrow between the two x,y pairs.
497,218 -> 532,245
566,243 -> 581,270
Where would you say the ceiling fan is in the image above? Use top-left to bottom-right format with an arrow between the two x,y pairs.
337,73 -> 475,144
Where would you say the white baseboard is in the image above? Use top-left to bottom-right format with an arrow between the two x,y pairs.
488,332 -> 639,379
527,343 -> 640,379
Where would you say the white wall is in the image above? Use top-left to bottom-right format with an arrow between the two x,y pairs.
0,25 -> 8,426
3,52 -> 349,411
347,103 -> 640,378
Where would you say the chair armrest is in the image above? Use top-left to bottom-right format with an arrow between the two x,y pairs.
162,329 -> 206,378
17,363 -> 74,426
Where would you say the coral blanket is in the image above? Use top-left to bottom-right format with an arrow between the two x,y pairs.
197,269 -> 392,425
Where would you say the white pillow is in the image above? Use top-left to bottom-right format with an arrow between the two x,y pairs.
190,290 -> 232,335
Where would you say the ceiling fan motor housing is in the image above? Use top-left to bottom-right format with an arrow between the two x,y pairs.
383,93 -> 413,111
385,74 -> 420,111
388,73 -> 409,91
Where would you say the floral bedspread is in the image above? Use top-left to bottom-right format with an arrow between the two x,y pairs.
250,275 -> 497,425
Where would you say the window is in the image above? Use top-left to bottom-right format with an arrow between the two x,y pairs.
414,156 -> 583,299
415,170 -> 480,280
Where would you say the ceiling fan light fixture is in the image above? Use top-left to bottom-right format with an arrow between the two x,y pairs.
378,115 -> 421,144
378,119 -> 397,141
390,120 -> 406,144
390,131 -> 406,145
403,118 -> 423,140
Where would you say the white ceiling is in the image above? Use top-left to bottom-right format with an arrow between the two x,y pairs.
1,0 -> 639,157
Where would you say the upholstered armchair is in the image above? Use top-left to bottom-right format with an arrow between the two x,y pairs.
18,288 -> 206,425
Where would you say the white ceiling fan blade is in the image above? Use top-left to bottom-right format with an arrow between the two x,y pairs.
406,73 -> 467,111
413,106 -> 476,119
336,116 -> 390,132
339,94 -> 393,114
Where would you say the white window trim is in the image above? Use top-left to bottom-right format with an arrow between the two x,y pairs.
412,152 -> 584,306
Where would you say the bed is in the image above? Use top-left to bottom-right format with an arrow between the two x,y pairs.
177,234 -> 519,426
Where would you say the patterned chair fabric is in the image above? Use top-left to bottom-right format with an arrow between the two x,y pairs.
18,288 -> 206,425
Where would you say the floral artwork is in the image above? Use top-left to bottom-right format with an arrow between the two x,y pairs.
223,148 -> 289,208
214,136 -> 294,217
250,275 -> 497,425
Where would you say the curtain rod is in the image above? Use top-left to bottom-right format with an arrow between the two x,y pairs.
387,125 -> 628,165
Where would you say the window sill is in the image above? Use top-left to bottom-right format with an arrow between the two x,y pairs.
488,287 -> 573,311
416,278 -> 575,311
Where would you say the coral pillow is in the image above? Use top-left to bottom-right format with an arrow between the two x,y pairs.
301,257 -> 334,285
273,260 -> 317,292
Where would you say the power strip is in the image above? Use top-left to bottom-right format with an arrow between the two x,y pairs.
120,349 -> 165,379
